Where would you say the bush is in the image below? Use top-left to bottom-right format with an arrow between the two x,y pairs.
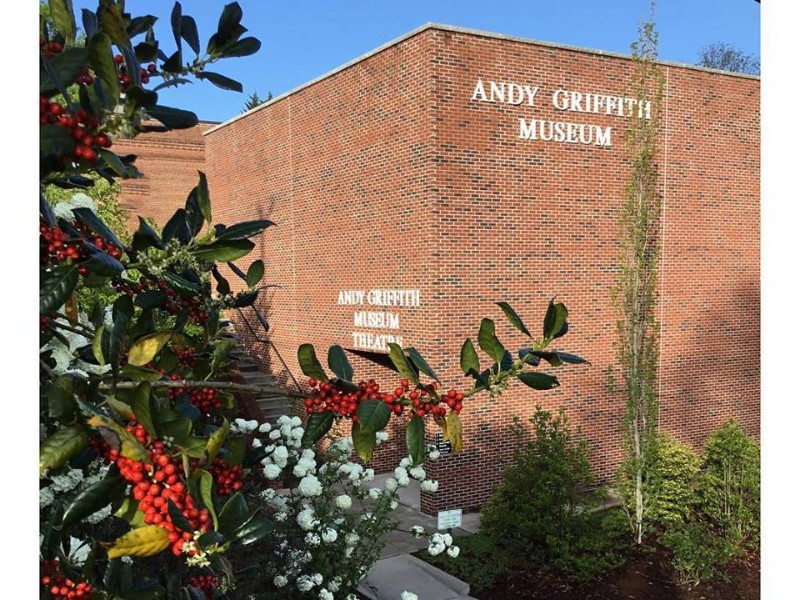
481,407 -> 628,579
661,521 -> 736,586
619,432 -> 701,530
698,419 -> 760,549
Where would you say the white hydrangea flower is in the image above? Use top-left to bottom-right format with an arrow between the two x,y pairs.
363,468 -> 375,482
376,430 -> 389,443
335,494 -> 352,509
301,448 -> 316,461
428,449 -> 441,460
39,486 -> 55,508
296,575 -> 315,592
390,500 -> 399,510
319,589 -> 334,600
260,488 -> 276,501
299,474 -> 323,497
399,457 -> 412,468
345,532 -> 359,547
328,577 -> 341,592
384,477 -> 398,492
53,202 -> 76,222
442,533 -> 453,546
345,546 -> 354,558
258,422 -> 272,433
410,525 -> 426,538
312,573 -> 323,585
447,545 -> 460,558
428,540 -> 445,556
409,465 -> 426,480
263,464 -> 282,480
273,445 -> 289,467
231,418 -> 258,434
252,438 -> 263,448
277,415 -> 291,426
420,479 -> 439,493
305,532 -> 321,546
401,592 -> 419,600
290,427 -> 304,440
69,192 -> 97,212
337,463 -> 352,477
269,429 -> 282,440
291,416 -> 303,427
293,457 -> 317,478
368,488 -> 382,499
322,527 -> 338,543
394,467 -> 410,487
273,575 -> 288,588
297,508 -> 318,531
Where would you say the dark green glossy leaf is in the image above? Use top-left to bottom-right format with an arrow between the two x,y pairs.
215,219 -> 275,242
184,189 -> 205,237
40,425 -> 88,476
87,32 -> 120,103
543,298 -> 569,341
518,371 -> 560,390
225,436 -> 247,467
218,492 -> 249,535
40,47 -> 87,96
496,301 -> 532,338
333,378 -> 359,393
460,338 -> 480,376
215,2 -> 243,45
478,318 -> 506,364
134,39 -> 159,63
180,15 -> 200,54
98,0 -> 130,47
352,421 -> 376,463
158,418 -> 193,445
135,290 -> 168,310
406,347 -> 439,382
147,105 -> 199,129
40,264 -> 79,314
356,400 -> 391,435
198,469 -> 218,529
192,239 -> 254,262
196,171 -> 211,223
327,345 -> 353,381
232,289 -> 258,308
72,206 -> 124,250
169,1 -> 182,56
82,246 -> 124,277
406,414 -> 425,467
211,267 -> 231,295
132,217 -> 164,253
130,382 -> 158,441
245,260 -> 264,288
204,418 -> 230,464
109,295 -> 134,367
197,71 -> 242,92
163,271 -> 201,296
127,15 -> 158,38
302,411 -> 334,447
298,344 -> 327,381
162,208 -> 191,244
242,445 -> 268,468
40,124 -> 75,160
81,9 -> 98,39
49,0 -> 76,45
99,149 -> 128,177
387,343 -> 419,386
61,472 -> 126,529
211,339 -> 235,375
232,512 -> 273,545
222,37 -> 261,58
196,530 -> 224,550
167,499 -> 193,533
47,376 -> 76,420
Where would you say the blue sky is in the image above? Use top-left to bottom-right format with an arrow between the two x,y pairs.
68,0 -> 761,123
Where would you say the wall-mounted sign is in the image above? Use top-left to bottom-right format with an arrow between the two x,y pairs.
434,432 -> 452,456
337,289 -> 421,352
470,78 -> 651,148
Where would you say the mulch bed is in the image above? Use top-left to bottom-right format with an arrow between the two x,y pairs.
474,543 -> 759,600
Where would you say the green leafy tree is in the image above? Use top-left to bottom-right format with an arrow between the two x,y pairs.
697,42 -> 760,75
614,2 -> 665,545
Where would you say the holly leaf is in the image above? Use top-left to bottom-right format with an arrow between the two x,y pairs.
543,297 -> 569,341
107,526 -> 169,559
478,318 -> 506,364
40,264 -> 79,315
327,345 -> 353,382
127,331 -> 173,366
518,371 -> 560,390
356,400 -> 391,435
387,343 -> 419,386
406,414 -> 425,467
496,301 -> 532,337
460,338 -> 480,377
297,344 -> 327,381
301,411 -> 334,447
39,425 -> 88,476
351,422 -> 376,463
246,260 -> 264,288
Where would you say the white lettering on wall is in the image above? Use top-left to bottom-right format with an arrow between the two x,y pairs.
472,78 -> 652,149
337,289 -> 421,352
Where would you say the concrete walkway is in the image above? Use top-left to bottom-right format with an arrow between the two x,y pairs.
357,476 -> 482,600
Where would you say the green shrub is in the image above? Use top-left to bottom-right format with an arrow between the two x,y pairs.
661,521 -> 736,586
481,407 -> 628,580
698,419 -> 760,549
619,432 -> 701,530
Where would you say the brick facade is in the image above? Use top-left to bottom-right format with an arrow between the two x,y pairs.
122,25 -> 759,515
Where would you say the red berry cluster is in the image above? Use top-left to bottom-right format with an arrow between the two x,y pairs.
40,220 -> 124,275
40,38 -> 63,58
40,560 -> 93,600
113,54 -> 157,88
209,457 -> 243,496
188,574 -> 218,600
176,347 -> 198,368
107,433 -> 211,557
40,97 -> 113,165
304,378 -> 464,420
167,378 -> 222,414
113,276 -> 212,324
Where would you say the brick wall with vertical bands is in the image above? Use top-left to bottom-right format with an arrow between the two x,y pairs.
123,25 -> 759,515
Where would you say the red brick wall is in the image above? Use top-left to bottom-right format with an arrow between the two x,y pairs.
113,121 -> 214,232
148,25 -> 758,514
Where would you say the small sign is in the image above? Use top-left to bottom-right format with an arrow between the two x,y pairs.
438,509 -> 462,530
434,433 -> 452,456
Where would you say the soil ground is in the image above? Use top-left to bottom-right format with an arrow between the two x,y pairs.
472,543 -> 760,600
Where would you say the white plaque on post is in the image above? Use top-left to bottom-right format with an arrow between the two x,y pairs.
437,509 -> 462,530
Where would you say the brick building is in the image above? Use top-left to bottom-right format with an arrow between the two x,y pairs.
118,24 -> 759,515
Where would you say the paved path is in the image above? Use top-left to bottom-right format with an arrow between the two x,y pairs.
357,476 -> 482,600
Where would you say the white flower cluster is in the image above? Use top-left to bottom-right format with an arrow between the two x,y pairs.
230,418 -> 259,434
401,592 -> 419,600
428,532 -> 460,558
52,192 -> 99,222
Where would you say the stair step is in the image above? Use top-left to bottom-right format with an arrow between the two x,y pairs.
237,362 -> 259,372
